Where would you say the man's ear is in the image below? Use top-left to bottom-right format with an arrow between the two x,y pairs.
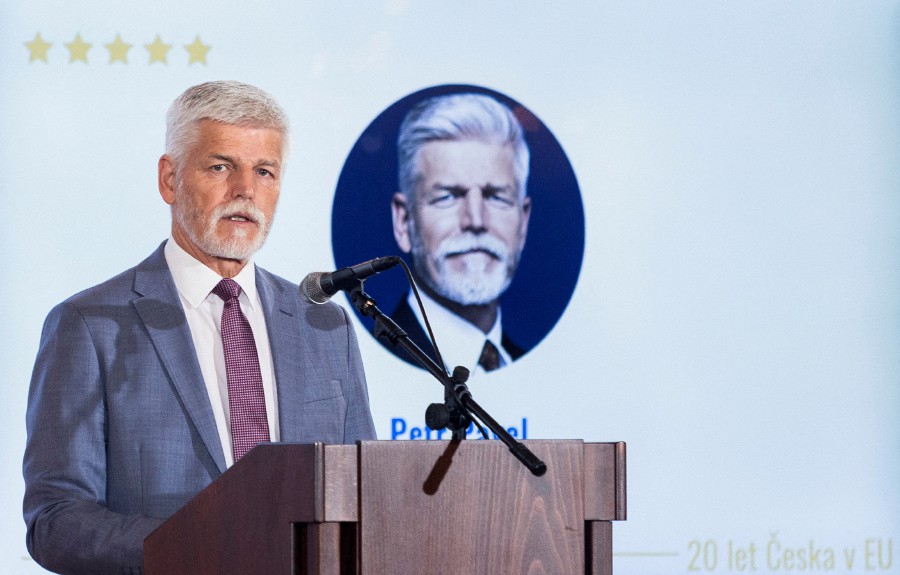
391,192 -> 413,253
158,155 -> 177,205
518,196 -> 532,252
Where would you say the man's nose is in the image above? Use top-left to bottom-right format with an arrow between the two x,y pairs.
229,168 -> 255,200
460,191 -> 487,232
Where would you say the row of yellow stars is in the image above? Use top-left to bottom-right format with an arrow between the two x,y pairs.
24,33 -> 211,65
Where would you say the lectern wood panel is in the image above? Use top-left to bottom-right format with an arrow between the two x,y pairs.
359,439 -> 585,575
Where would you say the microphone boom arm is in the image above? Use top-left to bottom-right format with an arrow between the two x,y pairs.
348,285 -> 546,477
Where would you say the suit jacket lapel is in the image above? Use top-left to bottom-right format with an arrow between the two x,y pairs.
132,245 -> 227,473
256,269 -> 306,441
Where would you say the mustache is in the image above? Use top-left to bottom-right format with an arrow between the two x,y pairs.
211,200 -> 267,227
435,233 -> 510,262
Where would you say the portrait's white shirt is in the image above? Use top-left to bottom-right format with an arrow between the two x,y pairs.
405,289 -> 511,378
164,237 -> 280,468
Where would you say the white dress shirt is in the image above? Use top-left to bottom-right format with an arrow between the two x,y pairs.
405,289 -> 511,378
164,238 -> 280,468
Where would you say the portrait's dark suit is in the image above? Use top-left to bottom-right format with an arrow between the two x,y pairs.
23,243 -> 376,574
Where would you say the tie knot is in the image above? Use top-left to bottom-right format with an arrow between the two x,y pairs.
212,278 -> 242,302
478,340 -> 501,372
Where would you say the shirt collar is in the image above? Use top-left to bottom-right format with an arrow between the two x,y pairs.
164,237 -> 259,309
406,289 -> 511,371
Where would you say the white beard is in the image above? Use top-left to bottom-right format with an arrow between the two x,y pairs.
411,229 -> 519,305
173,193 -> 270,261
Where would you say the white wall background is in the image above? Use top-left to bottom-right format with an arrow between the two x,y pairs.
2,2 -> 898,573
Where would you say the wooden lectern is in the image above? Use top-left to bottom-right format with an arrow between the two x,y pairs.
144,440 -> 626,575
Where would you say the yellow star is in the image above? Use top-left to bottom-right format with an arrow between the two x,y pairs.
185,35 -> 211,65
105,33 -> 132,64
24,32 -> 52,63
145,34 -> 172,65
65,33 -> 92,64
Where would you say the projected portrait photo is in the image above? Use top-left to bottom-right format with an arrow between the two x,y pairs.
332,85 -> 584,375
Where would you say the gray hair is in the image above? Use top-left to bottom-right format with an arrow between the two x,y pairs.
165,80 -> 290,168
397,93 -> 530,202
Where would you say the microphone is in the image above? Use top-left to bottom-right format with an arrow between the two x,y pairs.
300,256 -> 401,304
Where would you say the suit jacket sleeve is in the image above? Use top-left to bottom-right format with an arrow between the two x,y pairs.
23,301 -> 164,575
338,305 -> 377,443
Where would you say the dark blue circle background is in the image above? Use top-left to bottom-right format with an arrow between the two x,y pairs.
331,84 -> 585,359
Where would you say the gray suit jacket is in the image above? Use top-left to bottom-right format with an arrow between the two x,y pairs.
23,244 -> 376,574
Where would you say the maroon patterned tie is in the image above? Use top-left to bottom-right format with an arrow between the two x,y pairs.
213,278 -> 270,461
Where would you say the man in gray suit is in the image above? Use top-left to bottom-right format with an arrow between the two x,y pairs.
23,81 -> 376,574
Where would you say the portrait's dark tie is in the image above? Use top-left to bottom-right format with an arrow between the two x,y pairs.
212,278 -> 270,461
478,340 -> 502,372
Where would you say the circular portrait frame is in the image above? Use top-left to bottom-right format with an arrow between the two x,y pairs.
331,84 -> 585,368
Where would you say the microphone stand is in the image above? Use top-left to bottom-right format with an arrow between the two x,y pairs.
349,285 -> 546,477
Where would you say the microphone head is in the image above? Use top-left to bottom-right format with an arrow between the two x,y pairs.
300,272 -> 330,305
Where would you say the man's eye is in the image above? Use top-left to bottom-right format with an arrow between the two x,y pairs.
432,193 -> 452,203
430,193 -> 460,208
429,188 -> 466,208
257,168 -> 272,177
211,164 -> 227,172
485,189 -> 516,207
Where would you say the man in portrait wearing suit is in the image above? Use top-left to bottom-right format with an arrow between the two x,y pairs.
23,81 -> 376,574
390,93 -> 532,374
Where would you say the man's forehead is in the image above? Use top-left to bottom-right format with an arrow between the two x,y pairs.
194,119 -> 282,139
421,136 -> 510,153
191,121 -> 283,157
418,139 -> 514,173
